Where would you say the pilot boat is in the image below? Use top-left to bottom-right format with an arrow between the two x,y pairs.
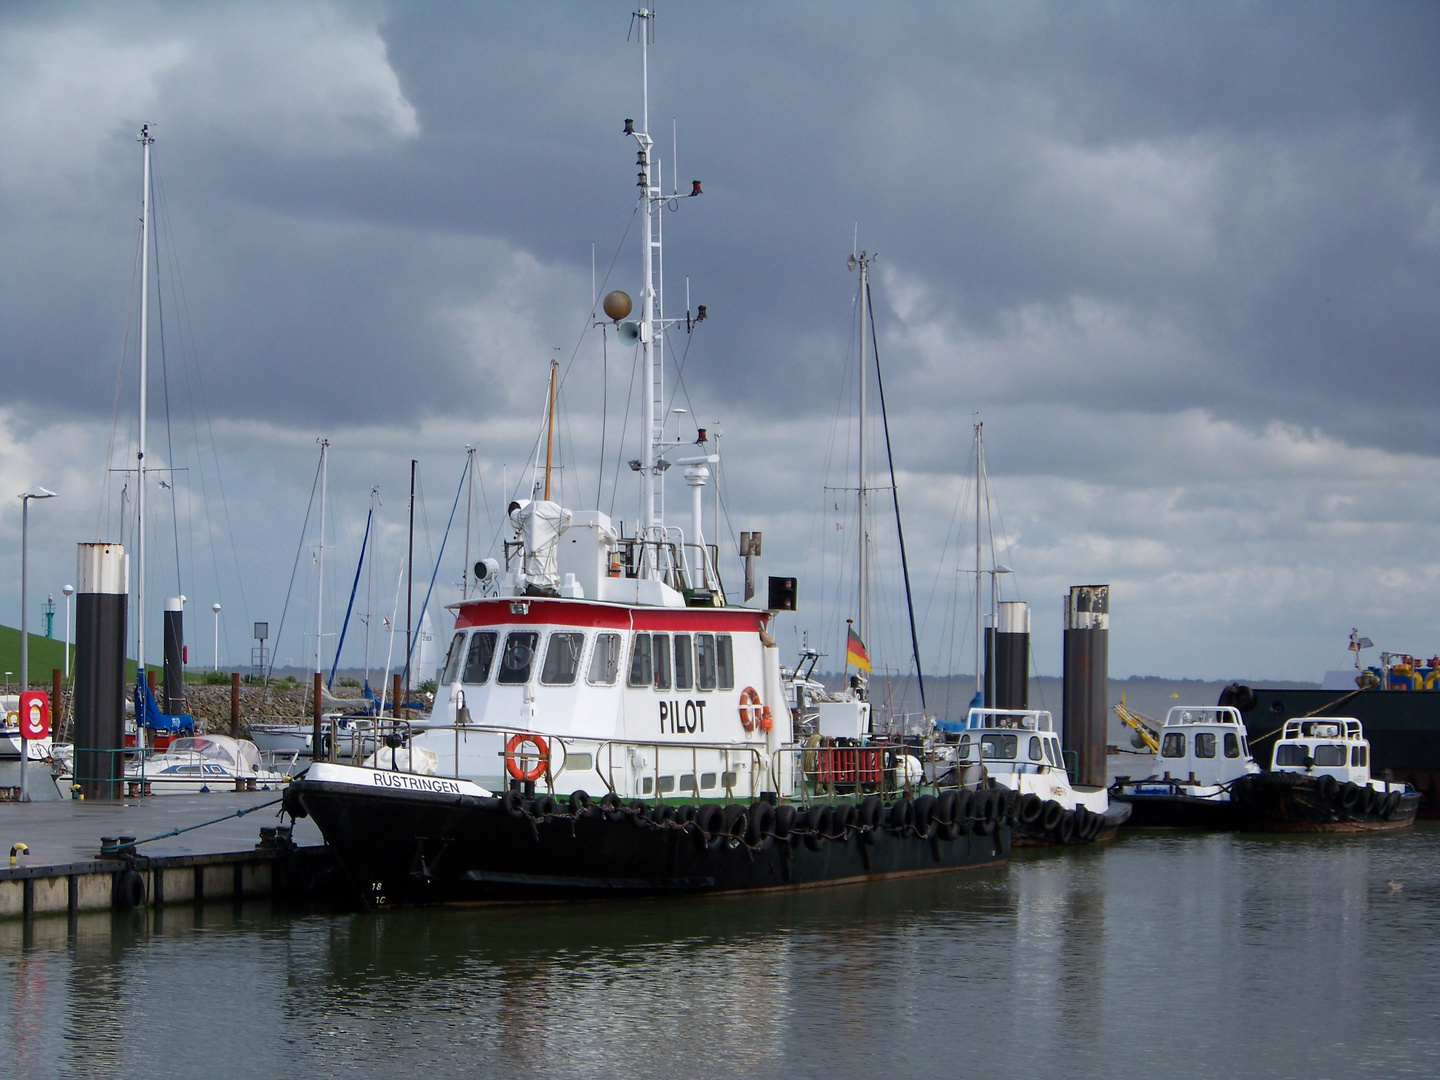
1108,706 -> 1261,828
282,13 -> 1010,906
930,708 -> 1130,844
1234,716 -> 1421,832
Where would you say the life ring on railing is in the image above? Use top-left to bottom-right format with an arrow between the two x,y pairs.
504,732 -> 549,782
738,687 -> 762,732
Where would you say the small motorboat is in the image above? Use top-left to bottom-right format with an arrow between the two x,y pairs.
1109,706 -> 1261,828
249,715 -> 378,761
124,735 -> 290,795
931,708 -> 1130,844
1234,717 -> 1420,832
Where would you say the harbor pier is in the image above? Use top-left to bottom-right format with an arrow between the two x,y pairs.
0,791 -> 338,921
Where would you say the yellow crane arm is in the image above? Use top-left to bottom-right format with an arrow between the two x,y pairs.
1113,695 -> 1161,754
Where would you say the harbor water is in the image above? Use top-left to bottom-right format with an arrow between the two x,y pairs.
3,825 -> 1438,1079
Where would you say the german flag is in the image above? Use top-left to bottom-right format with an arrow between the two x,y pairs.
846,626 -> 871,673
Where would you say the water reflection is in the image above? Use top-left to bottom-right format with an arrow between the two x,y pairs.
1,830 -> 1438,1079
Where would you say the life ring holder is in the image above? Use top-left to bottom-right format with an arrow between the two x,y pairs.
738,687 -> 763,732
505,732 -> 550,783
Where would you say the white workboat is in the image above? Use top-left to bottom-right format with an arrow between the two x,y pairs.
1109,706 -> 1262,828
932,707 -> 1130,844
1239,716 -> 1420,832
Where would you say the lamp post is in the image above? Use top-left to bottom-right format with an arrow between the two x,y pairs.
212,602 -> 221,671
62,584 -> 74,679
19,486 -> 57,801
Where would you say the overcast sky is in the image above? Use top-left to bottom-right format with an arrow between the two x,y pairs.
0,1 -> 1436,688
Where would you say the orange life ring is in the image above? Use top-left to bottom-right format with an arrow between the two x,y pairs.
738,686 -> 762,732
505,732 -> 549,782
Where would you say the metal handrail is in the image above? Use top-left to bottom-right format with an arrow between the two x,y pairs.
590,739 -> 766,801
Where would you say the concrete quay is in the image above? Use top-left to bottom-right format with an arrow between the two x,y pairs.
0,792 -> 337,921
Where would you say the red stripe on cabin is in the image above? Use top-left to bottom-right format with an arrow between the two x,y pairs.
453,597 -> 769,633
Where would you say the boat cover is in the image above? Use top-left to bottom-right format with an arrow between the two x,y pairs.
133,678 -> 196,735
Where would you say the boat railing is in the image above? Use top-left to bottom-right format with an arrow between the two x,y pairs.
769,744 -> 987,805
411,721 -> 774,803
592,739 -> 766,802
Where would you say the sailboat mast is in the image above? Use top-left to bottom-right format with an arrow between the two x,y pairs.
315,439 -> 328,675
543,359 -> 558,500
857,254 -> 869,648
974,422 -> 983,699
137,124 -> 153,681
636,6 -> 661,575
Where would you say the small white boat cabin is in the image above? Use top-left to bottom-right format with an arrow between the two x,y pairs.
1155,706 -> 1258,786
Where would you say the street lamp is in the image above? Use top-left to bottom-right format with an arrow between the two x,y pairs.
62,584 -> 74,679
18,485 -> 57,801
212,602 -> 221,671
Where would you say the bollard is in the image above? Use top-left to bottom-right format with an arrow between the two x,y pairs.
232,672 -> 244,791
991,601 -> 1030,710
74,543 -> 128,800
1062,585 -> 1109,788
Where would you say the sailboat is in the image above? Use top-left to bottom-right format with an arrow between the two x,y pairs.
926,425 -> 1131,844
282,12 -> 1014,906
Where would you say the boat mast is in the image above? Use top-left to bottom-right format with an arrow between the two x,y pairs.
974,422 -> 983,700
543,359 -> 558,500
635,6 -> 661,577
463,447 -> 475,600
856,253 -> 870,650
314,438 -> 329,677
137,124 -> 153,684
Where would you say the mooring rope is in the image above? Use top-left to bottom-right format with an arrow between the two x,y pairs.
100,796 -> 284,855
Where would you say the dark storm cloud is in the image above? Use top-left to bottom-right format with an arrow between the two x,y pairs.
0,1 -> 1437,680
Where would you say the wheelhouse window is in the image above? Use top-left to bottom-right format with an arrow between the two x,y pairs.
980,733 -> 1017,760
716,634 -> 735,690
1224,732 -> 1240,758
497,631 -> 539,685
1351,746 -> 1361,767
463,631 -> 498,684
1274,744 -> 1307,767
652,633 -> 672,691
1161,732 -> 1186,759
695,634 -> 717,690
1194,732 -> 1217,759
674,634 -> 693,691
1028,736 -> 1043,761
1314,744 -> 1345,767
441,632 -> 466,684
958,734 -> 972,760
628,634 -> 653,687
1044,739 -> 1060,767
588,633 -> 622,686
540,632 -> 585,686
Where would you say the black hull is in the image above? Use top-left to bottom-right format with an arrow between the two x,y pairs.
1011,802 -> 1131,846
1222,686 -> 1440,810
1110,792 -> 1244,830
291,780 -> 1011,906
1232,774 -> 1420,833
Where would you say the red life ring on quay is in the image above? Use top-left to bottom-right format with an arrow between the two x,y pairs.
738,687 -> 763,732
505,732 -> 550,782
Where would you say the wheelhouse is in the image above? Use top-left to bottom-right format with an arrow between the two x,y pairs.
950,709 -> 1066,774
1154,706 -> 1257,787
1271,717 -> 1372,783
